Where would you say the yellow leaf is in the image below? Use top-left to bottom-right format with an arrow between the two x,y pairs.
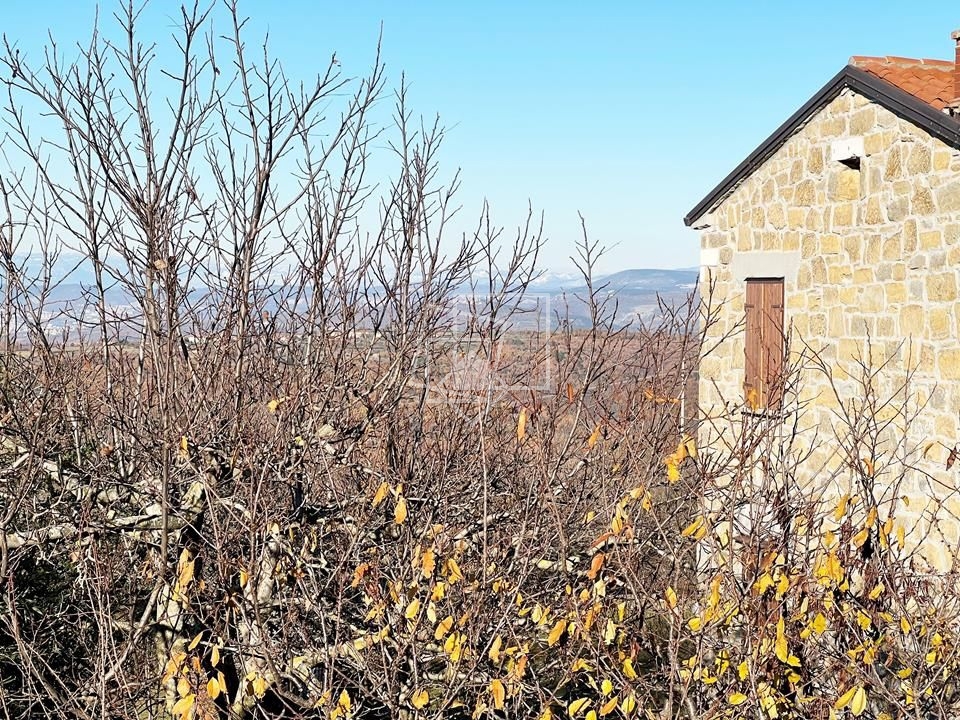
568,698 -> 591,717
850,686 -> 867,716
775,617 -> 789,664
404,598 -> 420,620
601,678 -> 613,695
588,423 -> 602,449
372,481 -> 390,507
738,660 -> 749,680
620,693 -> 637,715
729,692 -> 748,706
665,457 -> 680,483
435,615 -> 453,640
687,616 -> 702,631
776,572 -> 789,596
869,583 -> 884,599
239,567 -> 249,588
179,435 -> 189,457
518,407 -> 528,441
421,548 -> 436,578
548,618 -> 566,646
338,689 -> 351,712
446,557 -> 464,583
251,673 -> 268,698
394,496 -> 408,525
622,657 -> 638,679
490,679 -> 506,710
172,694 -> 196,719
206,677 -> 220,700
603,619 -> 617,644
600,696 -> 618,716
900,615 -> 911,634
489,635 -> 503,663
835,686 -> 857,710
754,572 -> 774,595
665,586 -> 677,609
177,550 -> 195,587
211,645 -> 220,667
188,632 -> 203,651
811,612 -> 827,634
586,712 -> 597,720
267,398 -> 281,414
681,516 -> 704,537
411,688 -> 429,709
682,434 -> 698,459
833,494 -> 850,521
852,527 -> 869,548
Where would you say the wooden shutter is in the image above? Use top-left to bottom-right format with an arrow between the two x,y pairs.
744,278 -> 784,411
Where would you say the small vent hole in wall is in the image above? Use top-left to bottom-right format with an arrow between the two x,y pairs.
838,156 -> 861,171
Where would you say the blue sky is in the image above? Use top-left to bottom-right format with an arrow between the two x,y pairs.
4,2 -> 960,273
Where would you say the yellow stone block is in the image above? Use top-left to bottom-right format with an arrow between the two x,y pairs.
900,305 -> 923,332
885,283 -> 906,305
838,286 -> 859,305
938,349 -> 960,379
836,169 -> 861,200
832,204 -> 853,227
828,265 -> 851,284
928,273 -> 958,302
820,234 -> 841,254
787,207 -> 805,229
913,187 -> 935,214
920,230 -> 943,249
929,308 -> 952,339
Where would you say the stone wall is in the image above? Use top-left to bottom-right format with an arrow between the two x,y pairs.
696,88 -> 960,568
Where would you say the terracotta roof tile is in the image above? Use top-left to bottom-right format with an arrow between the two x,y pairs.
850,55 -> 955,109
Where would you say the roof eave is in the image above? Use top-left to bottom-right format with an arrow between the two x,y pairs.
683,65 -> 960,228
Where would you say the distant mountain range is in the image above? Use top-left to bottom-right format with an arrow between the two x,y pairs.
8,252 -> 700,333
506,267 -> 699,328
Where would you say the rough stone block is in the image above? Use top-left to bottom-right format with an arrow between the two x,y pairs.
928,272 -> 958,302
835,169 -> 861,201
884,148 -> 901,180
808,147 -> 824,174
929,308 -> 952,339
832,204 -> 854,227
907,144 -> 932,174
796,180 -> 815,206
885,283 -> 906,304
936,182 -> 960,214
820,234 -> 841,254
939,349 -> 960,380
920,230 -> 943,250
912,186 -> 936,215
935,149 -> 952,171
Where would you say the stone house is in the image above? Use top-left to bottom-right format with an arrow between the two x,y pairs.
685,32 -> 960,565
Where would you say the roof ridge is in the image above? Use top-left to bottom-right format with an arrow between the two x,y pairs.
850,54 -> 953,68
